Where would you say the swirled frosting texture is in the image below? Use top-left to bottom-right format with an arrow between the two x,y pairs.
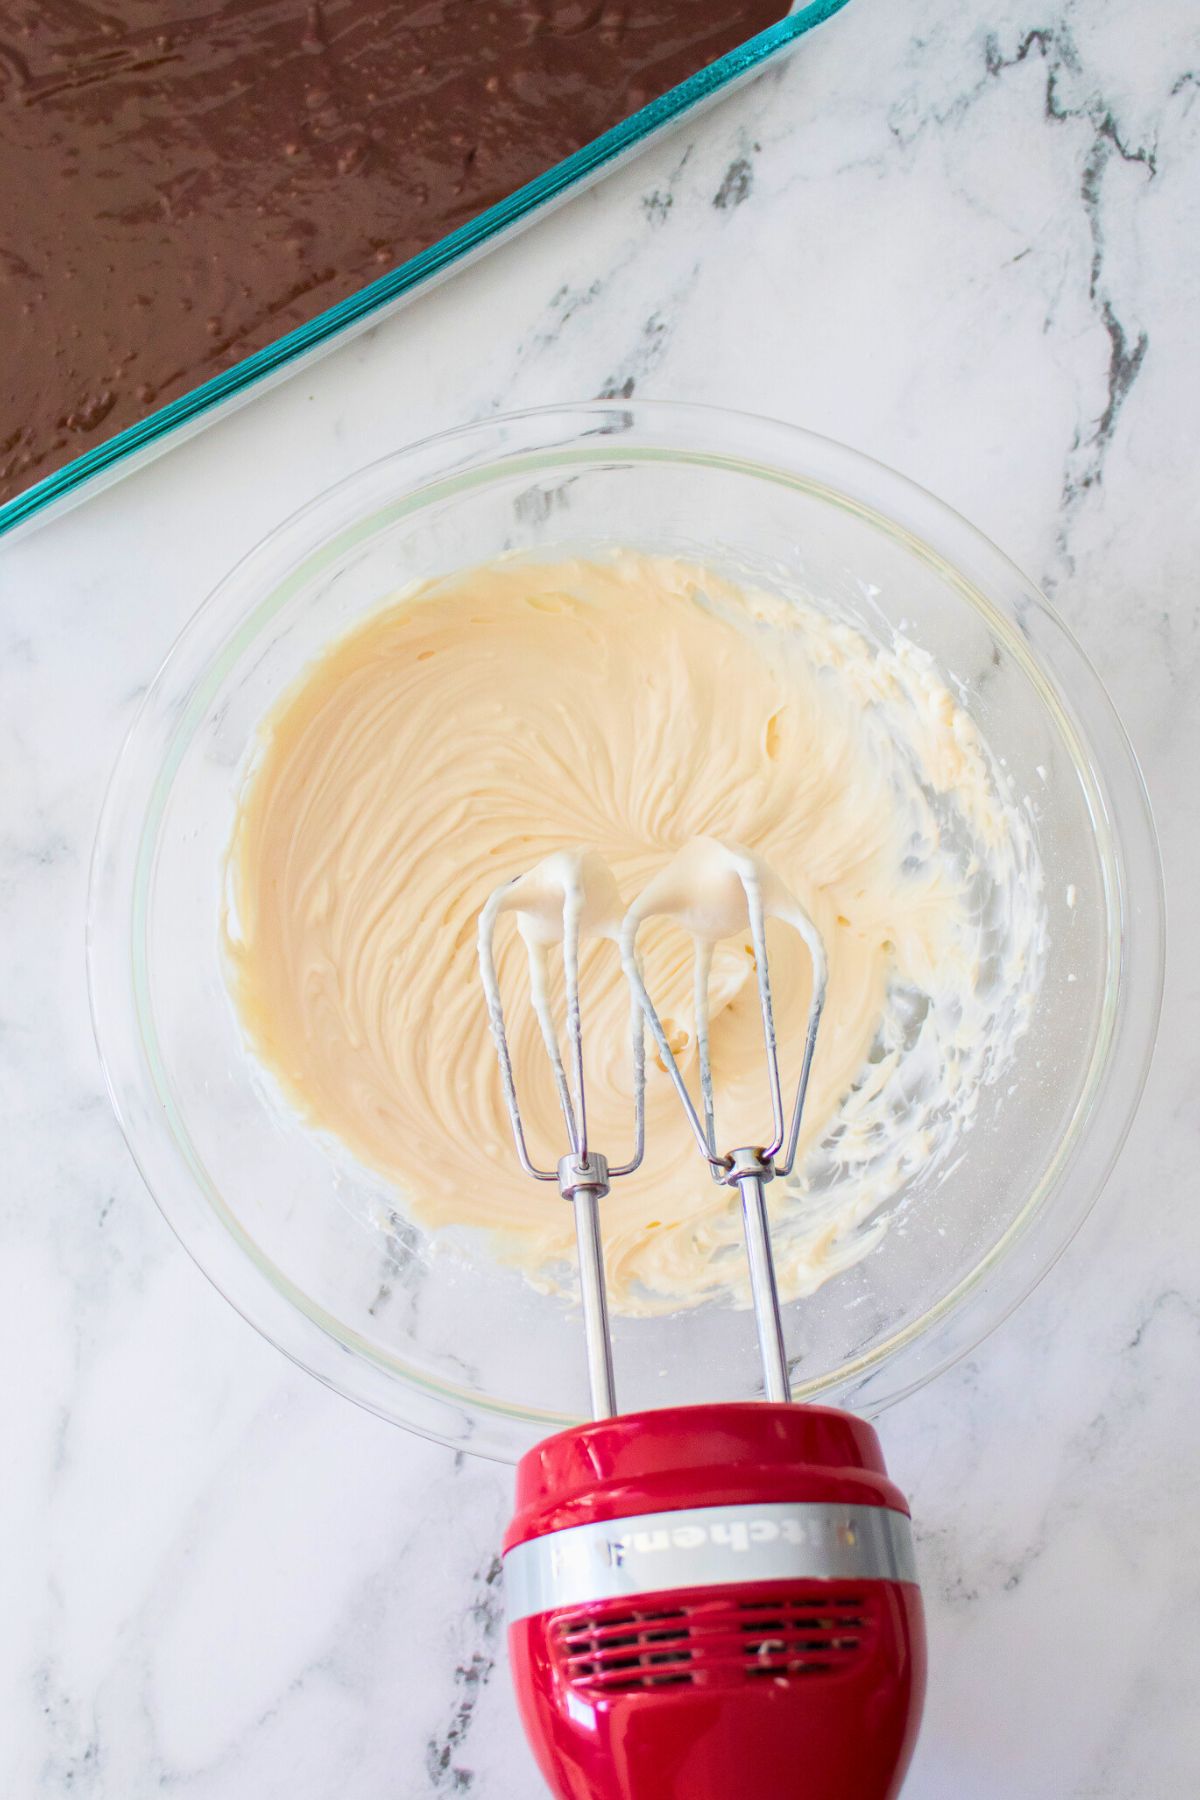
224,554 -> 1044,1314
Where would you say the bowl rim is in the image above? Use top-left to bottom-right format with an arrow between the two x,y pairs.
87,398 -> 1166,1462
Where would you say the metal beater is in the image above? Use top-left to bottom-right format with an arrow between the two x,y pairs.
477,851 -> 645,1418
477,839 -> 828,1409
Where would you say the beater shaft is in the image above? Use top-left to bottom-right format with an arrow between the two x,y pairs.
571,1180 -> 617,1418
729,1150 -> 791,1404
556,1150 -> 620,1418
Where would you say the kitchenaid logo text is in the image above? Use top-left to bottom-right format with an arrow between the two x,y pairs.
597,1514 -> 857,1568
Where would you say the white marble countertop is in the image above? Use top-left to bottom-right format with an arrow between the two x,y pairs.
4,0 -> 1198,1793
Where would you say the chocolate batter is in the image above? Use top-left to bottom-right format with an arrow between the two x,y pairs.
0,0 -> 784,505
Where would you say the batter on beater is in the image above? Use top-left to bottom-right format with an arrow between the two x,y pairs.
222,552 -> 1045,1314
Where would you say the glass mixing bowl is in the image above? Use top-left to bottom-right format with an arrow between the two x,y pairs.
88,401 -> 1164,1462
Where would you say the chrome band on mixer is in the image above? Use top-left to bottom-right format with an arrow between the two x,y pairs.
505,1501 -> 918,1622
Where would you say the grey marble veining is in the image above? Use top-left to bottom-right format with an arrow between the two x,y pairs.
3,0 -> 1198,1793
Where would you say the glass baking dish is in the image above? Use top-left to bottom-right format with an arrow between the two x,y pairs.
0,0 -> 850,543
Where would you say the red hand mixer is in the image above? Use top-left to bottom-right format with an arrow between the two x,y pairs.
478,845 -> 926,1800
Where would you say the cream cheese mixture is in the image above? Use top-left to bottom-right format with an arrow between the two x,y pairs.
223,553 -> 1044,1315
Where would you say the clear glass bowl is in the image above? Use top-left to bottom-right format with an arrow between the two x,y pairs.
88,401 -> 1164,1462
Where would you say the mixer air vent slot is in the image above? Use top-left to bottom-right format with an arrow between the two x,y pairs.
554,1589 -> 872,1696
738,1594 -> 866,1679
559,1606 -> 696,1692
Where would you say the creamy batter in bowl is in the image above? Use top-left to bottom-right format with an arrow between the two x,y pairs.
223,553 -> 1046,1316
89,402 -> 1163,1460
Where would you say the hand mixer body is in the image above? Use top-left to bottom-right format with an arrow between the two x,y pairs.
505,1404 -> 926,1800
